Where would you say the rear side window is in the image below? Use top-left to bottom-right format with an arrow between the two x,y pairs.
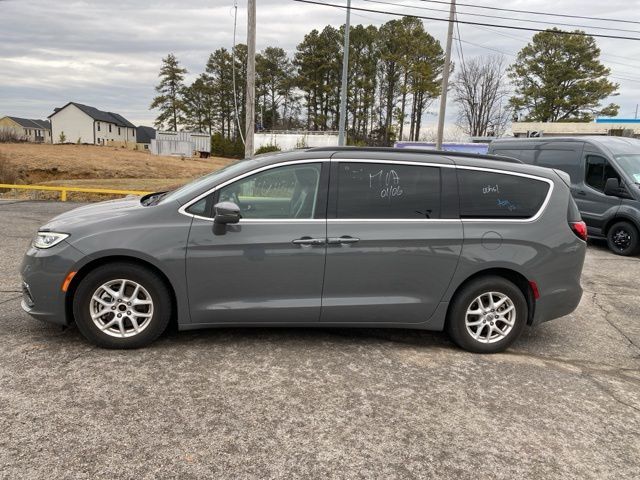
336,162 -> 441,219
493,149 -> 535,164
536,149 -> 581,182
458,170 -> 550,219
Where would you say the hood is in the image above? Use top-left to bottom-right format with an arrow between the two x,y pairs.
40,196 -> 144,232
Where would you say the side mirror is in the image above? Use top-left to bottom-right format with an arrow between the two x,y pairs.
213,201 -> 241,224
604,177 -> 620,196
603,177 -> 631,198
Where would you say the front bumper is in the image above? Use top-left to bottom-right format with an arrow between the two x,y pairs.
20,240 -> 85,326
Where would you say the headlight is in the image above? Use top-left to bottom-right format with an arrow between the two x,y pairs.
33,232 -> 69,249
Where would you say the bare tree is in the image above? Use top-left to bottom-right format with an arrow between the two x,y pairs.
453,55 -> 511,138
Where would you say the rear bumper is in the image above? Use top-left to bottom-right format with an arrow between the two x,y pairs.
530,239 -> 586,326
531,283 -> 583,326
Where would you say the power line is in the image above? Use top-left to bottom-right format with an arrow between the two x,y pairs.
415,0 -> 640,26
363,0 -> 640,34
292,0 -> 640,41
456,36 -> 640,84
231,1 -> 245,145
466,22 -> 640,72
454,37 -> 515,57
454,12 -> 467,75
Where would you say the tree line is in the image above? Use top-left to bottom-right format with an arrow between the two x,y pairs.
151,21 -> 620,153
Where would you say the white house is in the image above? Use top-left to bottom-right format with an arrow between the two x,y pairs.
49,102 -> 137,147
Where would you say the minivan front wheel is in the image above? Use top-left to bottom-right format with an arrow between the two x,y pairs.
72,263 -> 172,349
607,221 -> 640,256
447,276 -> 527,353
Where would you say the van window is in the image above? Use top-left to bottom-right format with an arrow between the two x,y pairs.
536,150 -> 578,168
585,155 -> 620,192
336,163 -> 441,219
494,149 -> 535,163
218,163 -> 322,219
458,170 -> 550,219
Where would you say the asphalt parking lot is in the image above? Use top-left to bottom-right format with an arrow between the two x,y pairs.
0,200 -> 638,479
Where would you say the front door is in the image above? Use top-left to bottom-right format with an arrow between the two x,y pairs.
320,159 -> 463,325
186,161 -> 329,324
576,153 -> 621,232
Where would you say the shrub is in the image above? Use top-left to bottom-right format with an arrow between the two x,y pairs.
0,154 -> 18,191
211,133 -> 244,158
59,131 -> 66,143
254,144 -> 281,155
0,128 -> 25,143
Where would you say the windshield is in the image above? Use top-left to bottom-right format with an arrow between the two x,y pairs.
159,159 -> 251,205
614,155 -> 640,185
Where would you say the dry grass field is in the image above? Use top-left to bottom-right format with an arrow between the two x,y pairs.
0,143 -> 234,200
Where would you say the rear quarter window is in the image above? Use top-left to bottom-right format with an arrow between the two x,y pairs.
458,169 -> 550,219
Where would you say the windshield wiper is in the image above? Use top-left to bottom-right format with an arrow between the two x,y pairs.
141,192 -> 168,206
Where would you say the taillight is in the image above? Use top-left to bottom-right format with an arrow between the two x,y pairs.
570,221 -> 588,241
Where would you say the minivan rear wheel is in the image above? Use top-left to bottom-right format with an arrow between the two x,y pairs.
72,262 -> 172,349
606,221 -> 640,256
447,276 -> 527,353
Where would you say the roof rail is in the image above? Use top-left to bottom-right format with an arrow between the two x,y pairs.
306,146 -> 522,164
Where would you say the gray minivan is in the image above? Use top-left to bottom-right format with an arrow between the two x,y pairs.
21,148 -> 586,353
489,136 -> 640,256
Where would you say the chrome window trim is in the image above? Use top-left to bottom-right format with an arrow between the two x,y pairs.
333,158 -> 454,169
454,165 -> 554,224
328,219 -> 461,223
179,156 -> 555,224
178,159 -> 329,220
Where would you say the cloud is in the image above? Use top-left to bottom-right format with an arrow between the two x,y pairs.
1,0 -> 639,125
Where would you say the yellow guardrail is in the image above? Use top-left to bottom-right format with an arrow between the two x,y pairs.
0,184 -> 152,201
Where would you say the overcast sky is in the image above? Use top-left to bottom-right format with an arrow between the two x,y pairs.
1,0 -> 640,127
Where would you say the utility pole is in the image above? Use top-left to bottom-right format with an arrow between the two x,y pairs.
245,0 -> 256,157
435,0 -> 456,150
337,0 -> 351,146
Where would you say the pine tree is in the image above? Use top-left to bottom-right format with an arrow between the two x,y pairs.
509,28 -> 619,122
150,54 -> 187,131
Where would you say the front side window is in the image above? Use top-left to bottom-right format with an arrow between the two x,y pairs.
97,122 -> 101,131
336,162 -> 441,219
458,170 -> 550,219
585,155 -> 620,192
614,154 -> 640,184
108,124 -> 112,133
218,163 -> 322,219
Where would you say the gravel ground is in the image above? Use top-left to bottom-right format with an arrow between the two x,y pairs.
1,200 -> 638,479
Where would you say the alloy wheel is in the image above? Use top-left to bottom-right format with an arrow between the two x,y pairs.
465,292 -> 516,344
89,279 -> 154,338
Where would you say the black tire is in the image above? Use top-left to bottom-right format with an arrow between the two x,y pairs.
72,262 -> 172,349
447,276 -> 527,353
606,221 -> 640,256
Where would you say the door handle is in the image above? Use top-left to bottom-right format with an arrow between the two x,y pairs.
292,237 -> 326,246
328,236 -> 360,245
576,190 -> 587,196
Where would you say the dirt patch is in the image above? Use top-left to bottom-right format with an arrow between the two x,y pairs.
0,143 -> 232,184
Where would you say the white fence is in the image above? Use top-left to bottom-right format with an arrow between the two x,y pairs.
151,131 -> 211,157
150,139 -> 194,157
255,131 -> 339,151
